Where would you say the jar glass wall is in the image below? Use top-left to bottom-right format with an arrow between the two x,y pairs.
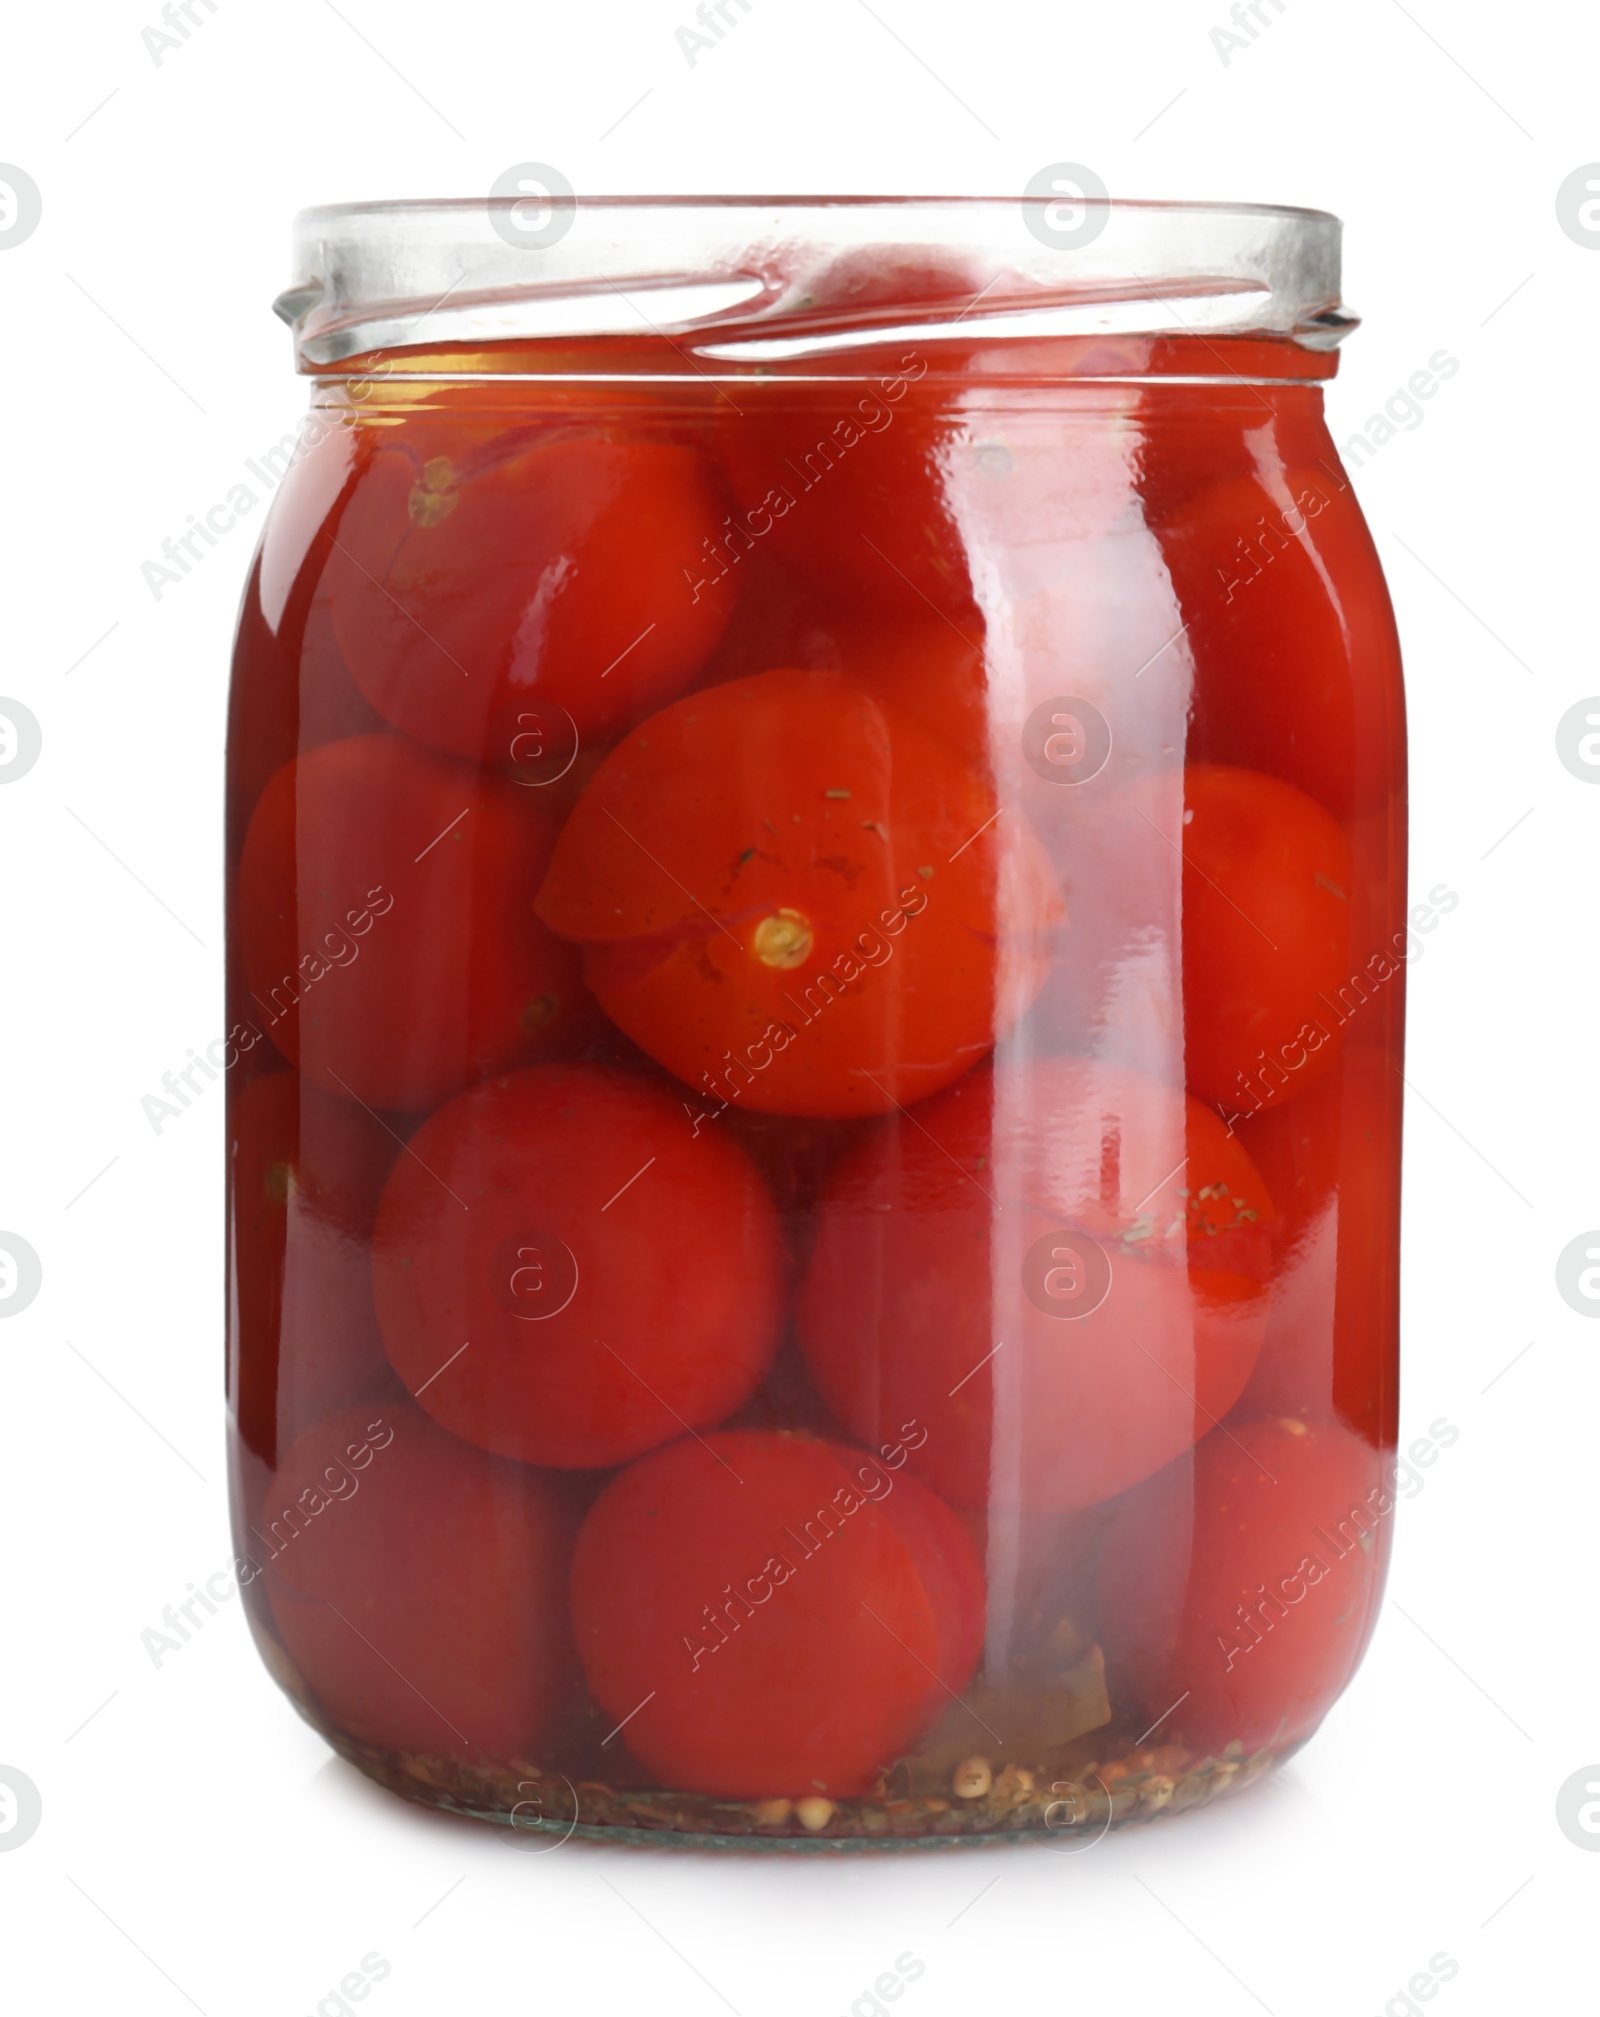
226,198 -> 1405,1846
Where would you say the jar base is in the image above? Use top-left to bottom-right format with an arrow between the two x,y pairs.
298,1697 -> 1295,1851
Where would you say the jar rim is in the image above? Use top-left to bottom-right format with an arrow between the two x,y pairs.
278,194 -> 1353,374
297,193 -> 1336,222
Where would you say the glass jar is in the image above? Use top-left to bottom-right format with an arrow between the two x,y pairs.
228,196 -> 1405,1847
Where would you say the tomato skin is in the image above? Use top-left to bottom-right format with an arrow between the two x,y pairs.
371,1064 -> 783,1470
719,367 -> 977,621
1153,468 -> 1402,819
797,1057 -> 1275,1512
765,248 -> 993,329
720,364 -> 1142,630
682,545 -> 842,694
570,1431 -> 984,1798
1020,765 -> 1360,1108
1150,764 -> 1355,1115
229,1070 -> 401,1468
1133,394 -> 1263,530
238,734 -> 584,1114
263,1402 -> 575,1762
834,612 -> 988,758
535,669 -> 1064,1118
866,1443 -> 988,1694
682,546 -> 991,773
1232,1043 -> 1401,1443
324,429 -> 737,763
1097,1417 -> 1389,1753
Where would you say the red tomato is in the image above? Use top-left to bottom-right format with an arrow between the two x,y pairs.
1232,1042 -> 1402,1443
1133,390 -> 1266,529
834,611 -> 988,758
796,1057 -> 1275,1512
1018,765 -> 1362,1104
764,247 -> 994,329
686,554 -> 991,765
263,1402 -> 575,1762
324,427 -> 737,763
570,1430 -> 984,1798
722,371 -> 1149,633
535,669 -> 1064,1117
719,372 -> 977,620
371,1064 -> 783,1469
1144,764 -> 1355,1115
238,734 -> 584,1113
230,1070 -> 401,1468
682,544 -> 842,694
1096,1416 -> 1390,1752
1153,468 -> 1403,818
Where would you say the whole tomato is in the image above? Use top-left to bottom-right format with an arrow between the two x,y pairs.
263,1401 -> 575,1762
230,1070 -> 401,1468
1232,1042 -> 1402,1443
324,425 -> 737,763
371,1063 -> 783,1469
1096,1416 -> 1390,1753
535,669 -> 1064,1117
1153,466 -> 1403,818
570,1430 -> 984,1799
238,734 -> 584,1113
797,1056 -> 1275,1512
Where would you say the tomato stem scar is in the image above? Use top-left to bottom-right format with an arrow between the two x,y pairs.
752,909 -> 814,970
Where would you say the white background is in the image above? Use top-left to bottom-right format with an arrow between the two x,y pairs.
2,0 -> 1596,2010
